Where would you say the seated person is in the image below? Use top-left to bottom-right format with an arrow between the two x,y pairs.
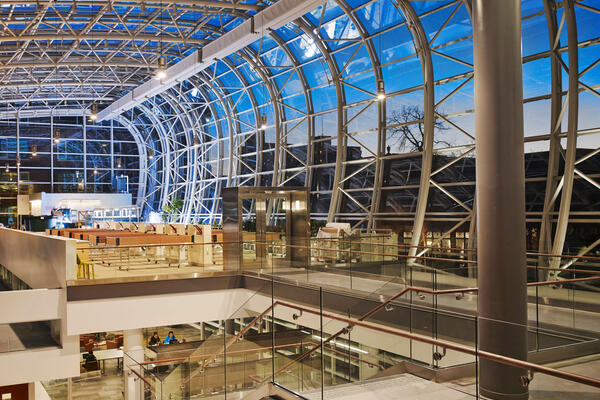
148,332 -> 161,346
84,338 -> 95,353
163,331 -> 178,344
83,350 -> 97,362
83,350 -> 99,372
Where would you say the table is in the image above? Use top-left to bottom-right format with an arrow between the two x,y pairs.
81,348 -> 123,375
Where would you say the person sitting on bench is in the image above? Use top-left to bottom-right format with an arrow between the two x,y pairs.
163,331 -> 178,344
148,331 -> 161,346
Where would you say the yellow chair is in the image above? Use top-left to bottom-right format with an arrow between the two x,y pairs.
77,251 -> 95,279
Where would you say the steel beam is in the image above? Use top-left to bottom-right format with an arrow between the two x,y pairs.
538,0 -> 563,278
97,0 -> 326,121
549,0 -> 579,275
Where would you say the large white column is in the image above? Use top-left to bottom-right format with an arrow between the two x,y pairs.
123,329 -> 144,400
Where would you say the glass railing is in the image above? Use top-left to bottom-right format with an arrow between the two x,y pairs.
116,249 -> 600,400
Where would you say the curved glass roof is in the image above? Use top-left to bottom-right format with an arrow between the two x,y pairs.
1,1 -> 599,251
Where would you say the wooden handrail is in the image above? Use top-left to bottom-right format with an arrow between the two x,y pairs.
128,367 -> 155,391
312,237 -> 600,262
179,276 -> 600,391
275,300 -> 600,389
82,239 -> 600,267
134,341 -> 384,371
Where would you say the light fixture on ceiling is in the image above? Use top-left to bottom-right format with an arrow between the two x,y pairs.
90,104 -> 98,121
54,129 -> 60,144
117,157 -> 122,168
16,157 -> 21,167
5,164 -> 9,173
156,56 -> 167,81
93,168 -> 98,175
259,114 -> 267,130
377,79 -> 385,100
32,145 -> 37,157
148,148 -> 154,160
193,134 -> 200,147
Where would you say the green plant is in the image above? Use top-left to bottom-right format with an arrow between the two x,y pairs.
162,198 -> 184,222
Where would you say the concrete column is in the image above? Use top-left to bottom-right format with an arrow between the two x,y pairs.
200,322 -> 206,341
123,329 -> 144,400
224,319 -> 235,335
473,1 -> 528,399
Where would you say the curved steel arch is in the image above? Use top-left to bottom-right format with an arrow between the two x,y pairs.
389,1 -> 435,259
334,0 -> 386,230
107,0 -> 597,261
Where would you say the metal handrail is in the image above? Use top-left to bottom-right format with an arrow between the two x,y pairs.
134,341 -> 383,371
77,238 -> 600,266
275,300 -> 600,389
179,277 -> 600,390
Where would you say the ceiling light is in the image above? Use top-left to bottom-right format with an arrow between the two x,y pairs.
117,158 -> 122,168
376,80 -> 385,100
259,114 -> 267,130
156,56 -> 167,81
93,169 -> 98,174
193,135 -> 200,147
148,148 -> 154,160
16,157 -> 20,167
54,129 -> 60,144
32,145 -> 37,157
90,104 -> 98,121
5,164 -> 9,173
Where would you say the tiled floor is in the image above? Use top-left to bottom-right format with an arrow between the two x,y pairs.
43,360 -> 124,400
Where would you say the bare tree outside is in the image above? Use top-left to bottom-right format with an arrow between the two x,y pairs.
386,105 -> 451,153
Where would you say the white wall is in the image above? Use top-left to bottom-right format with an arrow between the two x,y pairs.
0,289 -> 62,324
0,228 -> 80,387
0,228 -> 76,289
0,345 -> 80,387
66,288 -> 253,335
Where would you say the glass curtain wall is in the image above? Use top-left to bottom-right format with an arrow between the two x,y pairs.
0,115 -> 141,223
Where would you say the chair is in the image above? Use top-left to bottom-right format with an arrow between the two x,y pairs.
77,251 -> 95,279
106,340 -> 118,349
85,360 -> 99,372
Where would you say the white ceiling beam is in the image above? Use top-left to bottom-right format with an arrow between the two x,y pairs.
97,0 -> 325,121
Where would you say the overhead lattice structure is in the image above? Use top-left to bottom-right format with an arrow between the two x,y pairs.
0,0 -> 599,263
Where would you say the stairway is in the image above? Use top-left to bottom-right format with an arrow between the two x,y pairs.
300,374 -> 472,400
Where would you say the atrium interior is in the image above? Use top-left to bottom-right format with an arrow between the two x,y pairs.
0,0 -> 599,399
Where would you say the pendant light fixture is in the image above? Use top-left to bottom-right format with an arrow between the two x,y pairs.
54,129 -> 60,144
259,114 -> 267,130
376,0 -> 385,102
90,104 -> 98,121
117,157 -> 122,168
155,0 -> 167,81
148,148 -> 154,160
5,164 -> 9,173
16,157 -> 21,167
156,56 -> 167,81
32,145 -> 37,157
193,134 -> 200,147
377,79 -> 385,100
